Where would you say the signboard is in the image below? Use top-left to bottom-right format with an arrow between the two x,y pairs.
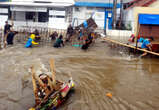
49,10 -> 65,16
10,6 -> 47,12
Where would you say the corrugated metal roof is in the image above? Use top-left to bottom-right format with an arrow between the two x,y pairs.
125,0 -> 157,10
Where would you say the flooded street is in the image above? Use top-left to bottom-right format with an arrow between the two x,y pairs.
0,40 -> 159,110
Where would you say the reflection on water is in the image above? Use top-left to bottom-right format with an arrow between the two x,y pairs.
0,41 -> 159,110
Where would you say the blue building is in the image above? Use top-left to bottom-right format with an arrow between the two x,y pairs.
72,0 -> 121,29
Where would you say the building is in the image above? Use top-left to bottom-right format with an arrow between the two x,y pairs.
123,0 -> 157,31
72,0 -> 121,30
134,7 -> 159,39
0,0 -> 74,29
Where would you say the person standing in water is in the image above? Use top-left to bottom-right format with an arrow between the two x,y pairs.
6,29 -> 18,45
4,21 -> 13,36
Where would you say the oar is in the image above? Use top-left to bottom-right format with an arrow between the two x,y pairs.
49,59 -> 56,89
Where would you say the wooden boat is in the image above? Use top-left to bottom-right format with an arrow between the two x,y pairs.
29,59 -> 75,110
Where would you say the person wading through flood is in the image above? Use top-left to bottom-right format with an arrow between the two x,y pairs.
66,24 -> 74,42
140,37 -> 154,57
5,28 -> 18,45
50,31 -> 58,41
53,34 -> 64,48
81,32 -> 93,50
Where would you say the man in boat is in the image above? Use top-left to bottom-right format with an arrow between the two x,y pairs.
140,37 -> 154,57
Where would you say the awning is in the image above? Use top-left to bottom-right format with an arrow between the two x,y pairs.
139,14 -> 159,25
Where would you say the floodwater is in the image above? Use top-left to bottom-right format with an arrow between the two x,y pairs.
0,40 -> 159,110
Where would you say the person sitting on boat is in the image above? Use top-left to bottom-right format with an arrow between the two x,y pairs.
53,35 -> 64,48
25,34 -> 39,48
140,37 -> 154,57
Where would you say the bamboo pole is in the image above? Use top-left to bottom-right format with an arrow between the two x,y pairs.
103,37 -> 159,56
49,59 -> 56,89
31,66 -> 39,104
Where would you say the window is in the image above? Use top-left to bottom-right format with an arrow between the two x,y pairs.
38,12 -> 48,22
26,12 -> 36,21
75,7 -> 80,12
87,7 -> 94,10
56,15 -> 65,18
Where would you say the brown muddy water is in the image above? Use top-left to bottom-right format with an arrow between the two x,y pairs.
0,40 -> 159,110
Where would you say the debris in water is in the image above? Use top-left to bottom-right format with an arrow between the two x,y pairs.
29,59 -> 75,110
106,93 -> 112,98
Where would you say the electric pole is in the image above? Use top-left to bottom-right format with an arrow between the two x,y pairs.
119,0 -> 123,29
113,0 -> 117,29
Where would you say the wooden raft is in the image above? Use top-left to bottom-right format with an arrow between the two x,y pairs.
102,37 -> 159,56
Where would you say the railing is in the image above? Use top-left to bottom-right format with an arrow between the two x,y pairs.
0,26 -> 67,48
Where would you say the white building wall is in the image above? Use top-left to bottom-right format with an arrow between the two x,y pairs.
0,8 -> 8,27
123,8 -> 134,31
72,7 -> 105,29
48,10 -> 69,29
15,11 -> 25,21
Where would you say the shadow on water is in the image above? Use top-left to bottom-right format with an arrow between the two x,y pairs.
0,40 -> 159,110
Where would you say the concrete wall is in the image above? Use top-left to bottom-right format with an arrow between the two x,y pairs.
123,9 -> 134,31
133,7 -> 159,37
0,8 -> 8,27
72,7 -> 105,29
106,19 -> 132,42
72,7 -> 120,29
150,1 -> 159,8
15,11 -> 25,21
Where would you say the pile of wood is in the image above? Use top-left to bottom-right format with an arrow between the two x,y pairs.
75,17 -> 98,31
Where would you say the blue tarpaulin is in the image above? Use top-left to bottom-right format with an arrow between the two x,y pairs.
139,14 -> 159,25
83,21 -> 88,28
75,2 -> 120,8
0,0 -> 9,2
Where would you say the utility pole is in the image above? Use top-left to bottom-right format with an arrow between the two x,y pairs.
113,0 -> 117,29
119,0 -> 123,29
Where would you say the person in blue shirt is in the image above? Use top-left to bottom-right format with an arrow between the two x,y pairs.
140,37 -> 154,57
25,34 -> 39,48
138,37 -> 145,43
